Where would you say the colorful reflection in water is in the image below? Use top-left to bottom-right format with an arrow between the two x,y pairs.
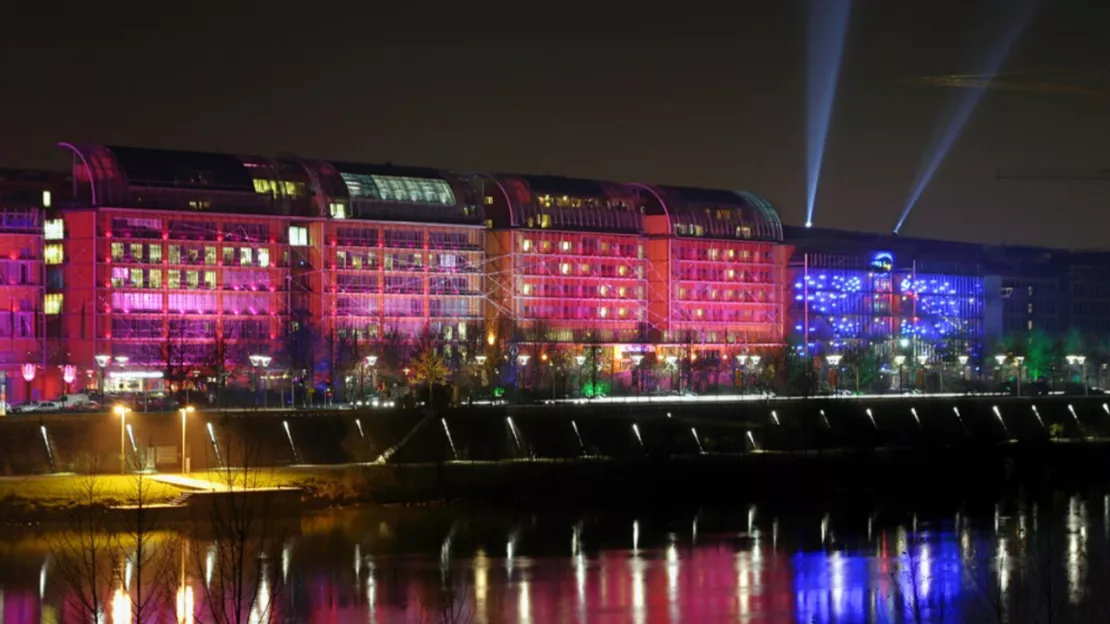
4,498 -> 1110,623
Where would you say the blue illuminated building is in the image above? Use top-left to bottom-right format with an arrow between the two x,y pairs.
785,227 -> 1002,364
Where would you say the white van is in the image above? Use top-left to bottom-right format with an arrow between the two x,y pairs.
59,393 -> 92,407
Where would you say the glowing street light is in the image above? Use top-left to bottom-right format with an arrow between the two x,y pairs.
575,355 -> 586,367
825,354 -> 843,394
249,355 -> 273,408
749,355 -> 762,367
894,355 -> 906,394
994,354 -> 1007,366
517,354 -> 531,366
179,406 -> 195,473
114,405 -> 131,474
475,355 -> 487,365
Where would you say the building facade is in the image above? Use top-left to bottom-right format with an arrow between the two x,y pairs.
0,141 -> 1107,402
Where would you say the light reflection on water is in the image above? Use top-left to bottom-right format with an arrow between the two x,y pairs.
1,498 -> 1107,623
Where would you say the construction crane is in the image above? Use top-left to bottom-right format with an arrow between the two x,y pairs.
910,68 -> 1110,96
996,168 -> 1110,181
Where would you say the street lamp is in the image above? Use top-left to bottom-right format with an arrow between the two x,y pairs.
114,405 -> 131,474
825,354 -> 843,394
749,355 -> 762,367
248,355 -> 272,408
1067,354 -> 1088,394
95,354 -> 112,396
1014,355 -> 1025,396
894,355 -> 906,393
179,406 -> 194,473
958,354 -> 970,387
629,353 -> 644,396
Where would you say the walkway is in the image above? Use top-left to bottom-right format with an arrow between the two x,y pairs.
149,473 -> 230,492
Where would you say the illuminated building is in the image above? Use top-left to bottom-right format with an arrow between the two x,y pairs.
0,169 -> 64,403
55,144 -> 312,394
301,160 -> 486,353
786,227 -> 1001,364
482,175 -> 649,344
637,185 -> 790,352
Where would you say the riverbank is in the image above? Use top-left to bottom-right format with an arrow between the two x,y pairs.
6,437 -> 1110,524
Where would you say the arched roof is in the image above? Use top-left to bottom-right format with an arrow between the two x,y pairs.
638,184 -> 783,242
485,173 -> 643,233
58,143 -> 313,215
299,160 -> 483,224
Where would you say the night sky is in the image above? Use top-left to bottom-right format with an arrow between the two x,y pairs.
3,1 -> 1108,248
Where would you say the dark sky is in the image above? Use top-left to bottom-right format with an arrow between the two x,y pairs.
3,1 -> 1108,248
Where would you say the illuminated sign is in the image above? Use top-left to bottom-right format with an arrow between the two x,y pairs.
871,252 -> 893,273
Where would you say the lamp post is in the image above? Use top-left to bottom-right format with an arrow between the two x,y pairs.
1067,354 -> 1087,395
62,364 -> 76,395
179,405 -> 194,473
365,355 -> 379,402
994,354 -> 1007,388
736,354 -> 749,391
665,354 -> 678,395
916,354 -> 929,393
958,354 -> 969,381
1014,356 -> 1025,396
894,355 -> 906,393
630,353 -> 644,397
516,354 -> 531,400
249,355 -> 272,408
825,354 -> 843,394
114,405 -> 130,474
21,362 -> 35,405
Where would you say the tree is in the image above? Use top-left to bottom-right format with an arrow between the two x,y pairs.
47,457 -> 119,623
190,426 -> 287,624
411,344 -> 449,412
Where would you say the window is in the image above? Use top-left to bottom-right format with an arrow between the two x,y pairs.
329,202 -> 347,219
111,242 -> 124,261
130,243 -> 143,261
42,190 -> 52,209
149,270 -> 162,288
44,244 -> 63,265
258,248 -> 270,268
168,245 -> 181,264
340,172 -> 455,205
149,245 -> 162,263
240,248 -> 252,266
44,294 -> 62,315
168,271 -> 180,289
205,246 -> 217,265
44,218 -> 63,240
289,226 -> 308,246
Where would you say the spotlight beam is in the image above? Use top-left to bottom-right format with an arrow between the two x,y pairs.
805,0 -> 853,229
892,0 -> 1039,234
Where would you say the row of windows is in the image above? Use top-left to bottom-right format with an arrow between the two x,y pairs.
519,261 -> 645,279
519,304 -> 645,321
677,268 -> 775,283
674,308 -> 773,323
677,287 -> 774,303
519,283 -> 645,300
110,242 -> 273,268
109,292 -> 273,314
674,247 -> 772,263
519,237 -> 643,258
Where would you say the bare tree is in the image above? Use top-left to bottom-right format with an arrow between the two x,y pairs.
189,426 -> 287,624
46,456 -> 119,623
119,458 -> 180,623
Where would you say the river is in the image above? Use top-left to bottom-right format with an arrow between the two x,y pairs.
1,494 -> 1108,623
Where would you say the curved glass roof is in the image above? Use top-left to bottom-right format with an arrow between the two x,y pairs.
643,185 -> 783,242
303,160 -> 481,224
488,174 -> 643,233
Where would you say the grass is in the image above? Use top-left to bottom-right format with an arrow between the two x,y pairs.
0,474 -> 184,509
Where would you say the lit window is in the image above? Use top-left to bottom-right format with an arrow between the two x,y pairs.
560,263 -> 570,275
484,196 -> 494,205
618,308 -> 626,317
580,264 -> 590,274
149,270 -> 162,288
44,244 -> 63,265
618,266 -> 627,277
44,219 -> 63,240
44,294 -> 62,315
728,249 -> 735,259
149,245 -> 162,263
522,284 -> 532,295
330,203 -> 347,219
111,242 -> 124,261
289,226 -> 308,246
618,286 -> 626,297
42,190 -> 52,208
599,307 -> 608,318
1028,320 -> 1033,330
522,239 -> 533,252
709,249 -> 719,260
259,248 -> 270,268
696,309 -> 704,318
561,240 -> 572,252
600,285 -> 609,297
240,248 -> 252,266
727,269 -> 736,279
539,214 -> 551,228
